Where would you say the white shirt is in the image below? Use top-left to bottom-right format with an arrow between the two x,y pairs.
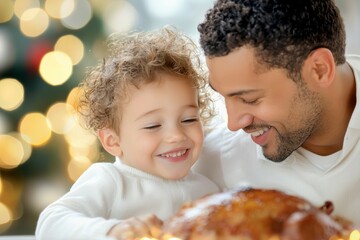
195,55 -> 360,226
35,158 -> 219,240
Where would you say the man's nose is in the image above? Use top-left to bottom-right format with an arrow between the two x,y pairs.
226,106 -> 253,131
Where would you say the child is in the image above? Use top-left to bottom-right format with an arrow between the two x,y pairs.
35,27 -> 219,240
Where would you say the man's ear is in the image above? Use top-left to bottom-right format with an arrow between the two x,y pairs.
97,128 -> 122,157
302,48 -> 336,88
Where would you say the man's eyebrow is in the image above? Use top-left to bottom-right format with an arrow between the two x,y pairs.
209,82 -> 260,97
227,89 -> 260,97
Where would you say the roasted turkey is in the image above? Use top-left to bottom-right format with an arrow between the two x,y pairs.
161,187 -> 355,240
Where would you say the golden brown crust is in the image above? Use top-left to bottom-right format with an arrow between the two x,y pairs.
161,188 -> 354,240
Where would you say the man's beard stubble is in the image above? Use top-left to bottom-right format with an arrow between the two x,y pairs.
262,83 -> 323,162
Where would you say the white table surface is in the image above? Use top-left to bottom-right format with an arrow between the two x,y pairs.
0,237 -> 35,240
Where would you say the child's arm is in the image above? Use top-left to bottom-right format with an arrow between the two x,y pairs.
35,163 -> 123,239
107,214 -> 163,239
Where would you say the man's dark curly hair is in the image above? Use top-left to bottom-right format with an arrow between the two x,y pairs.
198,0 -> 346,81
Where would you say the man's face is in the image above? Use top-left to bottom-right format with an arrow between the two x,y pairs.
206,47 -> 323,162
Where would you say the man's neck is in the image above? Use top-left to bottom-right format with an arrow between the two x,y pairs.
302,63 -> 356,156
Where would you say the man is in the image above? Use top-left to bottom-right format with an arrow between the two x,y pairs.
195,0 -> 360,225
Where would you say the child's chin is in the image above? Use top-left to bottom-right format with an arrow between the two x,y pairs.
161,171 -> 187,180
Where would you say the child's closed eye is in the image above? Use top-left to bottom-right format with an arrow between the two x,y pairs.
143,124 -> 161,130
182,118 -> 199,124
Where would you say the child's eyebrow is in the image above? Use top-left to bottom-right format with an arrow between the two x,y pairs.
135,104 -> 199,121
135,109 -> 161,121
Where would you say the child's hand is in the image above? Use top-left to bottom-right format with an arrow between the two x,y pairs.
107,214 -> 163,240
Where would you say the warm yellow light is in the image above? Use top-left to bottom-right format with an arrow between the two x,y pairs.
0,202 -> 12,225
0,78 -> 24,111
0,176 -> 2,196
20,8 -> 49,37
160,235 -> 182,240
350,230 -> 360,240
0,0 -> 14,23
0,135 -> 24,169
19,112 -> 52,147
67,156 -> 92,182
66,87 -> 84,112
64,121 -> 97,148
58,0 -> 75,19
39,51 -> 73,86
55,35 -> 84,65
14,0 -> 40,18
68,144 -> 99,162
68,146 -> 89,158
44,0 -> 73,19
8,132 -> 32,165
47,102 -> 76,134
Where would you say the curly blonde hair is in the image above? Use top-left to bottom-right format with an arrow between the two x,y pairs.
77,27 -> 215,134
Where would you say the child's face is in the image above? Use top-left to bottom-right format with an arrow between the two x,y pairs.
117,73 -> 203,180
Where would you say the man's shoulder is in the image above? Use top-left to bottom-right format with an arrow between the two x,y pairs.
346,55 -> 360,69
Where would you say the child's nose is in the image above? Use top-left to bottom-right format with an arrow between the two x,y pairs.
166,126 -> 187,143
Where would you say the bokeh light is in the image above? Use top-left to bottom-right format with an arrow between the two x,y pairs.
64,122 -> 97,148
68,144 -> 99,162
0,202 -> 12,225
8,132 -> 32,165
39,51 -> 73,86
14,0 -> 40,18
46,102 -> 76,134
0,175 -> 2,195
45,0 -> 73,19
102,0 -> 138,34
0,0 -> 14,23
19,113 -> 52,147
66,86 -> 84,111
0,180 -> 14,233
0,132 -> 31,168
67,156 -> 92,182
0,135 -> 24,169
20,8 -> 49,37
0,176 -> 24,233
350,230 -> 360,240
0,78 -> 25,111
55,35 -> 84,65
160,235 -> 182,240
61,0 -> 92,30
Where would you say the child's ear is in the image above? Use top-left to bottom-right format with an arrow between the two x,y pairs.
97,128 -> 122,157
